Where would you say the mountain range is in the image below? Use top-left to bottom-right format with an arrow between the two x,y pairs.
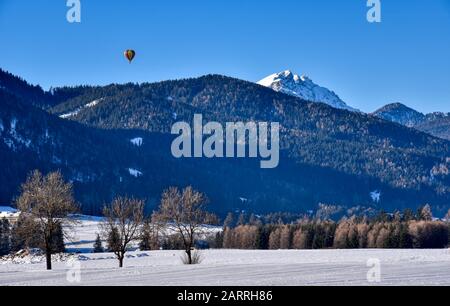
258,70 -> 450,141
1,68 -> 450,216
372,103 -> 450,140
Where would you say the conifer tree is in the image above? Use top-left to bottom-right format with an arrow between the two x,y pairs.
93,234 -> 104,253
223,213 -> 235,229
51,223 -> 66,254
0,219 -> 11,256
237,213 -> 246,227
139,219 -> 158,251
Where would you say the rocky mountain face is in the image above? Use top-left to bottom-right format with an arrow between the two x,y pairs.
257,70 -> 358,112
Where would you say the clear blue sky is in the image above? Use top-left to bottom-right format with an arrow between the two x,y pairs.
1,0 -> 449,113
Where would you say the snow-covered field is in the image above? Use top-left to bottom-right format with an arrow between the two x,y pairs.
0,249 -> 450,286
1,249 -> 450,286
1,214 -> 450,286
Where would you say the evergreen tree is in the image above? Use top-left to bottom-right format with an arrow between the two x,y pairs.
444,209 -> 450,222
214,231 -> 224,249
10,215 -> 41,252
420,204 -> 433,221
93,234 -> 104,253
398,223 -> 412,248
403,208 -> 415,221
0,219 -> 11,256
50,223 -> 65,254
249,214 -> 262,226
106,227 -> 121,253
257,225 -> 271,250
139,220 -> 154,251
223,212 -> 235,229
237,213 -> 246,227
312,223 -> 326,249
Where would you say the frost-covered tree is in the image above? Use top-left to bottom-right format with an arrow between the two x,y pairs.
279,225 -> 292,249
419,204 -> 433,221
153,186 -> 215,265
223,212 -> 234,229
445,209 -> 450,222
222,227 -> 234,249
15,170 -> 78,270
237,213 -> 246,227
268,228 -> 281,250
101,197 -> 144,268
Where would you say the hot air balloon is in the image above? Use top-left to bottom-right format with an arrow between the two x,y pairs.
124,50 -> 136,63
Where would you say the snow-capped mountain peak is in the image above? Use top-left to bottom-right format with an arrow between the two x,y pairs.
257,70 -> 358,112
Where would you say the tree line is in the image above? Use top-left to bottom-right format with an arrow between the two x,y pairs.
1,170 -> 449,271
212,207 -> 450,250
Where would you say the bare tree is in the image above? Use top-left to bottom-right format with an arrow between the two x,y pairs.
101,197 -> 144,268
153,186 -> 214,265
15,170 -> 78,270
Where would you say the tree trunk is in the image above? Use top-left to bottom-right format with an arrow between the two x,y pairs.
186,249 -> 192,265
119,253 -> 124,268
46,249 -> 52,270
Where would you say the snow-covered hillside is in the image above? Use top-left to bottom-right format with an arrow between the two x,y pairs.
258,70 -> 358,112
59,99 -> 104,119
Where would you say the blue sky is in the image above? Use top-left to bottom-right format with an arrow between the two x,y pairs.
0,0 -> 449,113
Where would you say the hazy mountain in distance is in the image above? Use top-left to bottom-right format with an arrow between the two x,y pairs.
373,102 -> 450,140
372,103 -> 426,127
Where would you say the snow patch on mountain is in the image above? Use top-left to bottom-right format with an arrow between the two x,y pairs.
3,118 -> 32,150
258,70 -> 358,112
128,168 -> 143,177
60,98 -> 104,119
370,191 -> 381,203
60,110 -> 80,119
130,137 -> 143,147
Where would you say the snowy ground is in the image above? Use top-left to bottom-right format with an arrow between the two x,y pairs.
1,249 -> 450,286
1,214 -> 450,286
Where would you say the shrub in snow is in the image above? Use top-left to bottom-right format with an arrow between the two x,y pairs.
181,250 -> 203,265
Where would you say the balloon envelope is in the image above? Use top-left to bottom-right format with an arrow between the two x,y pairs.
124,50 -> 136,63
